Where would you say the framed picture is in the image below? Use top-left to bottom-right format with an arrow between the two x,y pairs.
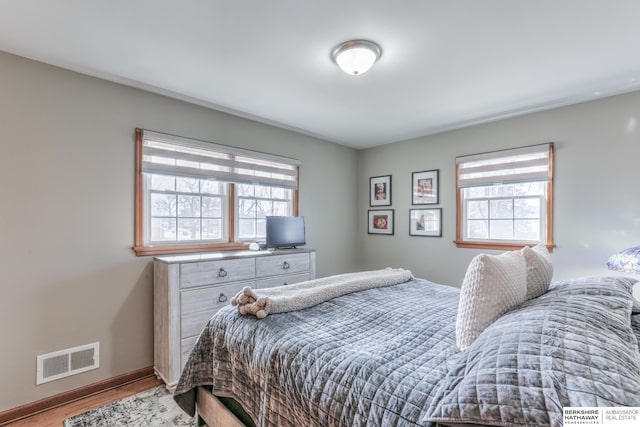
412,170 -> 439,205
370,175 -> 392,206
368,209 -> 394,235
409,208 -> 442,237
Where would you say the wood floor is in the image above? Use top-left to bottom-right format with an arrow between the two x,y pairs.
3,376 -> 162,427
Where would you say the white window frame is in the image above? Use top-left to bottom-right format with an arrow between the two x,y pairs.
462,194 -> 545,243
455,143 -> 554,252
234,184 -> 294,242
143,176 -> 229,245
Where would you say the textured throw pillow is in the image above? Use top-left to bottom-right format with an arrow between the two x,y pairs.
521,243 -> 553,300
456,250 -> 527,351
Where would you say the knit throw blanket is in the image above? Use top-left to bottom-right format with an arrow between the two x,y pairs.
230,268 -> 413,318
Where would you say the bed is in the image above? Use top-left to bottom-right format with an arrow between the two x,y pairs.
173,254 -> 640,427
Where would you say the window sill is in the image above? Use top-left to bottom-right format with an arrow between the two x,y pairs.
133,242 -> 250,257
454,240 -> 555,253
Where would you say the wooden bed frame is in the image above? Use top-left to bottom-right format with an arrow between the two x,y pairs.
193,385 -> 497,427
196,386 -> 247,427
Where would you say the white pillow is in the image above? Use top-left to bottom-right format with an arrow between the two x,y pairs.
521,243 -> 553,300
456,250 -> 527,351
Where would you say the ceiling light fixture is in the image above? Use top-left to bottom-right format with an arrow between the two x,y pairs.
331,39 -> 382,76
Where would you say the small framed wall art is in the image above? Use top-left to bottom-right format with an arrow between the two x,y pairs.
412,169 -> 439,205
370,175 -> 392,206
368,209 -> 394,235
409,208 -> 442,237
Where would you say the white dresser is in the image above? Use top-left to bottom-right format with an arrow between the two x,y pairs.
153,248 -> 316,389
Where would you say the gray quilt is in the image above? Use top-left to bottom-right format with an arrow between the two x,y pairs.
174,276 -> 640,427
424,276 -> 640,426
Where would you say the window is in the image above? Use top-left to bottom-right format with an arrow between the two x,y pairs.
147,176 -> 227,243
236,184 -> 293,241
134,129 -> 299,256
455,143 -> 554,251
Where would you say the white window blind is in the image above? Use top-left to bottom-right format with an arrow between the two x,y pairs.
141,130 -> 300,189
456,144 -> 551,188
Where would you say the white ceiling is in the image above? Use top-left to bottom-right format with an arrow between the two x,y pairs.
2,1 -> 640,149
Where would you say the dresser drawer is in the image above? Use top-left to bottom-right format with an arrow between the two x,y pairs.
180,257 -> 255,288
180,280 -> 252,338
257,272 -> 311,289
256,253 -> 309,277
181,280 -> 252,315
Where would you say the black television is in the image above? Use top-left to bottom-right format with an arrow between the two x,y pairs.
265,216 -> 306,249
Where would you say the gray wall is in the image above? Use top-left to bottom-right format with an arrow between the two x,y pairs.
0,51 -> 359,411
358,90 -> 640,287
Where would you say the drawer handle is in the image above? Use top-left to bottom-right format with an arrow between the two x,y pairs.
282,261 -> 290,270
218,293 -> 228,303
218,268 -> 228,278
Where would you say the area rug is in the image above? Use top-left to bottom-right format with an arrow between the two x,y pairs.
64,385 -> 197,427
